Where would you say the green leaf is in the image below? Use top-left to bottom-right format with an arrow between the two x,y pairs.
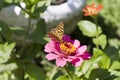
11,27 -> 26,37
5,0 -> 20,3
24,43 -> 42,60
29,0 -> 39,5
93,48 -> 104,58
0,21 -> 12,40
56,75 -> 69,80
47,67 -> 62,80
89,68 -> 111,80
111,77 -> 120,80
72,75 -> 80,80
0,43 -> 15,64
75,60 -> 92,75
0,63 -> 18,73
75,59 -> 99,79
109,70 -> 120,77
108,38 -> 120,49
110,60 -> 120,70
0,72 -> 9,80
27,19 -> 47,44
56,74 -> 80,80
98,54 -> 110,69
93,48 -> 110,69
24,62 -> 46,80
104,76 -> 120,80
31,1 -> 47,18
93,34 -> 107,49
77,20 -> 102,37
105,38 -> 120,61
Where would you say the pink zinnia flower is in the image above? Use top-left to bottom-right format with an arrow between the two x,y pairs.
44,35 -> 91,67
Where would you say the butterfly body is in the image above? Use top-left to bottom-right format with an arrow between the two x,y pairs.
48,22 -> 64,42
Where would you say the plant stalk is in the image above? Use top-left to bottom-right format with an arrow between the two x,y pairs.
64,66 -> 73,80
16,4 -> 32,79
93,16 -> 99,49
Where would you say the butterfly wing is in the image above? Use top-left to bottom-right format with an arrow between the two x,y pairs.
48,22 -> 64,42
54,22 -> 64,40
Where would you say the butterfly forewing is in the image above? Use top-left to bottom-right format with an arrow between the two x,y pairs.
48,22 -> 64,42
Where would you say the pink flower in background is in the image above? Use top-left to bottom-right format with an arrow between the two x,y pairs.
44,35 -> 91,67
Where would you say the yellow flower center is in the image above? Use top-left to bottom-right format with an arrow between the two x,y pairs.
60,42 -> 76,55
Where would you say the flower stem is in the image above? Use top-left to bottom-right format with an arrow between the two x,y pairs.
93,16 -> 99,49
19,60 -> 24,80
26,16 -> 31,35
16,4 -> 32,79
64,66 -> 73,80
94,16 -> 99,37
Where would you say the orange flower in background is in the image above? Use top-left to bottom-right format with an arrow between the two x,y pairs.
83,3 -> 103,17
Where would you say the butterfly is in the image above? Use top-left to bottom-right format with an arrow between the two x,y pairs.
48,22 -> 64,42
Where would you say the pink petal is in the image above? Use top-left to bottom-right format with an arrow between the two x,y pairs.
73,40 -> 80,48
80,52 -> 91,60
46,53 -> 59,60
44,41 -> 58,53
64,57 -> 72,62
62,35 -> 72,42
78,45 -> 87,55
68,56 -> 77,60
56,58 -> 67,67
71,58 -> 83,66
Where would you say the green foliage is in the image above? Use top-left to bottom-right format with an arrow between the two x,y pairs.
0,0 -> 50,79
87,0 -> 120,27
0,21 -> 12,41
74,47 -> 120,80
89,68 -> 111,80
77,20 -> 102,37
0,63 -> 17,73
93,48 -> 110,69
0,43 -> 17,80
23,43 -> 43,60
110,61 -> 120,70
77,5 -> 120,78
31,1 -> 48,18
0,0 -> 4,10
56,74 -> 80,80
5,0 -> 20,4
0,0 -> 120,80
24,62 -> 46,80
105,38 -> 120,61
87,0 -> 120,36
0,43 -> 15,64
56,75 -> 69,80
93,34 -> 107,49
27,19 -> 47,44
77,20 -> 107,49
